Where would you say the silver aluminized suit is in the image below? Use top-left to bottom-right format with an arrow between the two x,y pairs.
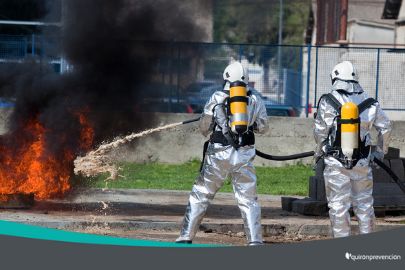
314,80 -> 392,238
177,89 -> 268,244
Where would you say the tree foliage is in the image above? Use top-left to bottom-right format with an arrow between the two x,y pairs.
213,0 -> 311,45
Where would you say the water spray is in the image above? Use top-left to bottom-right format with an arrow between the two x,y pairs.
73,117 -> 200,179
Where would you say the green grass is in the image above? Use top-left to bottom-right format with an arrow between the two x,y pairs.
79,160 -> 313,196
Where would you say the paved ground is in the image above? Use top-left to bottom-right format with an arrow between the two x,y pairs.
0,188 -> 404,245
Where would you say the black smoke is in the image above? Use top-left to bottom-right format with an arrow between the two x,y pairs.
0,0 -> 206,193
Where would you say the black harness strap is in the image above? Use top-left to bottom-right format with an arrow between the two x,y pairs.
323,93 -> 342,112
229,96 -> 249,103
314,93 -> 341,119
199,90 -> 255,172
316,93 -> 378,168
199,140 -> 210,172
337,118 -> 360,124
321,94 -> 377,115
358,98 -> 377,114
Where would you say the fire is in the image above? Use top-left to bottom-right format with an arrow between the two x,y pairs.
77,110 -> 95,151
0,111 -> 94,200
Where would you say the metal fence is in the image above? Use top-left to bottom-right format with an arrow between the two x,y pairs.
308,45 -> 405,114
0,34 -> 64,72
1,34 -> 405,117
0,35 -> 28,59
146,42 -> 304,115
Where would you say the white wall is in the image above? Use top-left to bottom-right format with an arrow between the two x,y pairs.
347,21 -> 395,44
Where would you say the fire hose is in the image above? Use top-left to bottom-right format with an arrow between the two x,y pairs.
372,158 -> 405,193
257,146 -> 405,194
255,150 -> 315,161
184,117 -> 315,161
257,148 -> 405,194
184,117 -> 405,194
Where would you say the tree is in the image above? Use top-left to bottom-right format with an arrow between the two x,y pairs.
214,0 -> 311,46
213,0 -> 311,93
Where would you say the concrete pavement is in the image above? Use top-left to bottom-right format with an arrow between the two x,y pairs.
0,188 -> 404,241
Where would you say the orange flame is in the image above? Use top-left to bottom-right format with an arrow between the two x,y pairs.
0,111 -> 94,200
77,110 -> 94,151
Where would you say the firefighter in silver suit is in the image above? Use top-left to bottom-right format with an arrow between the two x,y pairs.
176,62 -> 268,245
314,61 -> 392,238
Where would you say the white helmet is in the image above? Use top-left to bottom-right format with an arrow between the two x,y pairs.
223,62 -> 249,90
330,61 -> 359,84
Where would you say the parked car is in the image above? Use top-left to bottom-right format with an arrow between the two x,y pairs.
187,84 -> 222,113
263,99 -> 298,117
184,80 -> 218,95
137,83 -> 194,113
139,99 -> 194,113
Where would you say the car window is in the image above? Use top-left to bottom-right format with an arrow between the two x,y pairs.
186,82 -> 217,93
266,109 -> 289,116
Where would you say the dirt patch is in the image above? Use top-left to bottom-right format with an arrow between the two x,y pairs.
74,226 -> 329,246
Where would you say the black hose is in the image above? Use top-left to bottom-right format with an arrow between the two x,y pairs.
181,117 -> 403,192
178,117 -> 404,194
373,158 -> 405,194
182,117 -> 201,125
255,150 -> 315,161
254,149 -> 405,194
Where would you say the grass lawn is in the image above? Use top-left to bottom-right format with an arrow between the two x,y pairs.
79,160 -> 313,196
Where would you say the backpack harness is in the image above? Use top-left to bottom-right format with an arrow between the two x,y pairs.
317,92 -> 377,169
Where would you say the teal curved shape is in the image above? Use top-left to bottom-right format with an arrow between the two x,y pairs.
0,220 -> 219,247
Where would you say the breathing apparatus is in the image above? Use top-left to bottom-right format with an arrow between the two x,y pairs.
339,101 -> 360,169
317,61 -> 376,169
221,62 -> 251,146
316,91 -> 377,170
229,81 -> 249,135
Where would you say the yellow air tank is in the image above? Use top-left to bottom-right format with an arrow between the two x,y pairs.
340,102 -> 359,161
229,81 -> 248,135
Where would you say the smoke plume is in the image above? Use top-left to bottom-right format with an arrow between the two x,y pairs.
0,0 -> 206,198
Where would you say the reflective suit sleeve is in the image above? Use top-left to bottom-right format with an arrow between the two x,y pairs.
314,98 -> 336,158
199,91 -> 228,137
199,113 -> 214,137
213,104 -> 228,130
373,104 -> 392,155
253,96 -> 269,134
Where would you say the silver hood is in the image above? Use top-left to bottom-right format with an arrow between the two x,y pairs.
331,80 -> 364,94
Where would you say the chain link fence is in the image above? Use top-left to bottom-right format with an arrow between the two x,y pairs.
0,35 -> 28,59
1,34 -> 404,117
308,45 -> 405,119
149,42 -> 304,116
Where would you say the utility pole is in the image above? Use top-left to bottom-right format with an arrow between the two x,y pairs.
277,0 -> 283,103
278,0 -> 283,46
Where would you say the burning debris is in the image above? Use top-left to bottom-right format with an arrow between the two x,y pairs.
0,113 -> 93,200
